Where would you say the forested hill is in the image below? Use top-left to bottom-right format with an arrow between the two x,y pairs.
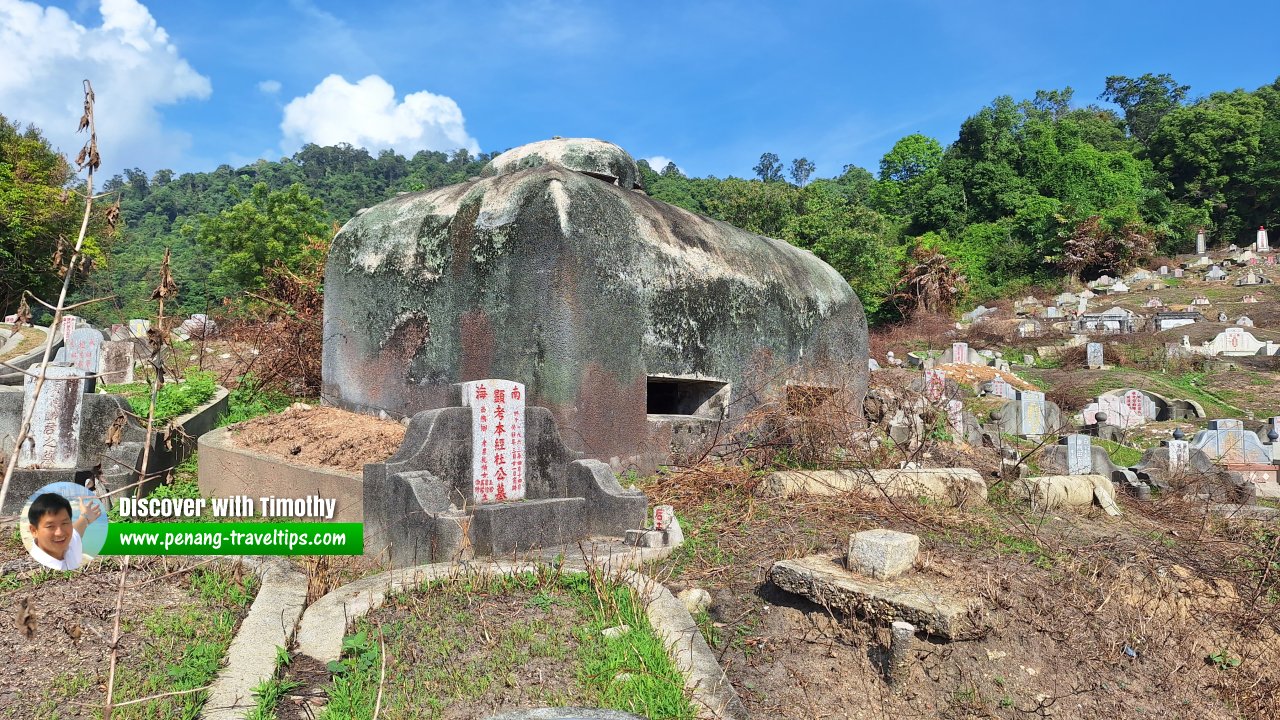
5,73 -> 1278,325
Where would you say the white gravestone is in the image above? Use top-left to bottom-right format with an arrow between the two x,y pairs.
653,505 -> 674,531
59,314 -> 78,340
923,368 -> 946,402
18,363 -> 84,469
3,314 -> 17,324
947,399 -> 965,438
1064,435 -> 1092,475
1258,226 -> 1270,252
1196,229 -> 1206,254
1086,342 -> 1104,369
128,318 -> 151,339
989,374 -> 1011,399
1167,439 -> 1190,472
460,379 -> 527,503
950,342 -> 969,365
1174,268 -> 1184,278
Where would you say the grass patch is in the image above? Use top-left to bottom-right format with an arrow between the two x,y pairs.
316,569 -> 695,720
1094,438 -> 1144,467
219,375 -> 297,426
102,370 -> 218,423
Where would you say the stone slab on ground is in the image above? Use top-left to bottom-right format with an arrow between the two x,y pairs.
846,529 -> 919,580
759,468 -> 987,507
1014,474 -> 1121,516
769,554 -> 985,641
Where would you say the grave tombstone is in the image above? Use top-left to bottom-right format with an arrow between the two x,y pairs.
1063,434 -> 1093,475
59,314 -> 78,340
1192,296 -> 1209,306
99,340 -> 136,384
923,368 -> 946,402
1196,229 -> 1207,254
3,314 -> 17,324
17,363 -> 85,469
1218,311 -> 1228,322
109,324 -> 128,341
1077,296 -> 1088,315
66,328 -> 104,392
1086,342 -> 1104,369
1238,316 -> 1254,327
1167,436 -> 1190,472
128,318 -> 151,339
1146,297 -> 1163,308
950,342 -> 969,365
1244,294 -> 1258,303
1159,265 -> 1169,275
1269,256 -> 1276,266
653,505 -> 674,531
1258,226 -> 1270,252
1018,390 -> 1046,437
460,379 -> 527,503
947,399 -> 964,438
1206,266 -> 1227,281
989,374 -> 1011,399
1174,268 -> 1184,278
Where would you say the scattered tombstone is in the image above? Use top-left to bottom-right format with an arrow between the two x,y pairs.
961,305 -> 994,323
461,379 -> 528,503
109,324 -> 129,341
1167,429 -> 1190,472
59,315 -> 78,340
1243,293 -> 1259,303
1021,353 -> 1034,366
1122,389 -> 1157,421
1206,265 -> 1227,281
1174,267 -> 1184,278
1054,292 -> 1077,307
1230,244 -> 1240,251
1064,434 -> 1093,475
1159,265 -> 1169,275
1218,311 -> 1228,322
1093,275 -> 1115,288
1043,306 -> 1062,319
1196,228 -> 1207,254
1081,395 -> 1143,429
1079,289 -> 1096,299
1086,342 -> 1104,369
1018,390 -> 1047,438
923,368 -> 947,402
1191,419 -> 1272,464
1269,256 -> 1277,266
17,363 -> 85,468
1235,269 -> 1271,286
1191,295 -> 1210,306
99,340 -> 136,384
1238,316 -> 1255,327
1258,226 -> 1270,253
65,328 -> 103,393
1077,307 -> 1135,333
1015,474 -> 1121,515
3,314 -> 17,324
868,358 -> 881,371
179,314 -> 217,339
950,342 -> 969,365
1108,280 -> 1130,293
1145,297 -> 1163,308
988,374 -> 1013,399
1128,270 -> 1152,282
886,351 -> 903,367
128,318 -> 151,339
946,399 -> 964,438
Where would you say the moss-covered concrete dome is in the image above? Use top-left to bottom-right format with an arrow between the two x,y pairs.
481,138 -> 644,191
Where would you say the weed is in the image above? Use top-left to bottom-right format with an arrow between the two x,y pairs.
1208,649 -> 1242,670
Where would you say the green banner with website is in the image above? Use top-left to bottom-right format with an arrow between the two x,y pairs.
99,522 -> 364,556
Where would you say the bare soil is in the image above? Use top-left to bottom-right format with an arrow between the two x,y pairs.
229,405 -> 406,472
0,536 -> 256,719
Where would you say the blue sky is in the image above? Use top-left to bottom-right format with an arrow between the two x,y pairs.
2,0 -> 1278,180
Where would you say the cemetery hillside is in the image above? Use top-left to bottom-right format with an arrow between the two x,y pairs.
8,72 -> 1280,720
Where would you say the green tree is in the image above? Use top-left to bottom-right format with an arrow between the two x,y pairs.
1101,73 -> 1190,144
753,152 -> 784,183
0,114 -> 89,312
193,183 -> 331,294
789,157 -> 815,186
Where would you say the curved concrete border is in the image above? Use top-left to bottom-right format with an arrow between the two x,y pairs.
202,558 -> 308,720
291,544 -> 746,720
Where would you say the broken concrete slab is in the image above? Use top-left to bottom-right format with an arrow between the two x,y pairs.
759,468 -> 987,507
1014,474 -> 1121,515
769,554 -> 985,641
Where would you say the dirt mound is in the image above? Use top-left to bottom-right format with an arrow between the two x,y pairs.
229,406 -> 406,472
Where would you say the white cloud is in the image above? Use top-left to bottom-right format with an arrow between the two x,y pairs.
0,0 -> 211,173
257,79 -> 282,94
281,74 -> 479,156
644,155 -> 679,173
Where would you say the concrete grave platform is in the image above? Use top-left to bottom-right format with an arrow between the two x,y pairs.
197,425 -> 364,522
769,554 -> 985,641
